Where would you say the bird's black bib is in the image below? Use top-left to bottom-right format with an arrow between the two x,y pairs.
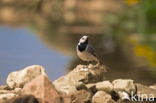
78,40 -> 88,52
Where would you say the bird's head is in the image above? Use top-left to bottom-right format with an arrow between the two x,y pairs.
78,35 -> 88,45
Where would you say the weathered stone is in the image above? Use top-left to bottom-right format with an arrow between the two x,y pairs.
86,83 -> 97,93
135,83 -> 156,100
72,90 -> 92,103
0,89 -> 25,103
53,64 -> 106,94
22,74 -> 60,103
67,64 -> 106,83
0,88 -> 21,98
53,75 -> 78,94
96,81 -> 113,93
0,90 -> 11,94
112,79 -> 136,94
0,93 -> 16,103
0,85 -> 10,90
8,95 -> 39,103
14,88 -> 22,94
76,82 -> 89,90
92,91 -> 115,103
7,65 -> 46,89
149,84 -> 156,90
62,90 -> 92,103
0,87 -> 22,102
57,85 -> 77,95
117,91 -> 130,101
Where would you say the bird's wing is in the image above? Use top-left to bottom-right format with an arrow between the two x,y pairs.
87,45 -> 97,57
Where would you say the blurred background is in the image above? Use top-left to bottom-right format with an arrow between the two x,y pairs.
0,0 -> 156,85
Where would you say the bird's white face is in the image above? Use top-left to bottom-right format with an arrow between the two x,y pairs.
79,36 -> 88,44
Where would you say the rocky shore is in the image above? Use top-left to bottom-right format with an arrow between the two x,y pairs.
0,65 -> 156,103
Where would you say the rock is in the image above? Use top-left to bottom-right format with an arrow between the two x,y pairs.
86,83 -> 97,93
53,64 -> 106,94
0,87 -> 21,102
57,85 -> 77,95
67,64 -> 106,83
53,76 -> 78,94
14,88 -> 22,94
112,79 -> 136,94
0,90 -> 11,94
0,93 -> 16,103
0,88 -> 21,97
54,80 -> 88,95
0,85 -> 10,90
7,95 -> 39,103
62,90 -> 92,103
72,90 -> 92,103
7,65 -> 46,89
92,91 -> 115,103
135,83 -> 156,100
149,84 -> 156,90
110,91 -> 120,101
22,74 -> 60,103
96,81 -> 113,93
76,82 -> 89,91
117,91 -> 130,101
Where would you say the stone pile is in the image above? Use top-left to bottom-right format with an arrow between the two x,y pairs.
0,64 -> 156,103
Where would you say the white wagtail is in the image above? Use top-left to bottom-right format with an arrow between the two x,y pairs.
77,35 -> 103,66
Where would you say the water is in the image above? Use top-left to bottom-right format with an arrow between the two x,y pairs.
0,27 -> 71,85
0,27 -> 156,85
0,0 -> 156,85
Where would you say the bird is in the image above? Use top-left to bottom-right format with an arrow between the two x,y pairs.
77,35 -> 103,66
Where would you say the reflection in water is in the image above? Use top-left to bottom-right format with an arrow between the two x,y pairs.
0,0 -> 156,85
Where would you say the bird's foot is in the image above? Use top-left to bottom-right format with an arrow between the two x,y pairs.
94,63 -> 100,68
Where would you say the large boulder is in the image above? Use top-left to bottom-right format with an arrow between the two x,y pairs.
6,65 -> 46,89
22,74 -> 61,103
112,79 -> 136,94
92,91 -> 115,103
53,64 -> 106,94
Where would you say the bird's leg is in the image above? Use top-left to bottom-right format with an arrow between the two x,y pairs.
94,59 -> 101,68
94,62 -> 100,68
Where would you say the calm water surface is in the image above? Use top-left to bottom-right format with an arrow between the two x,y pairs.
0,27 -> 156,85
0,27 -> 71,85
